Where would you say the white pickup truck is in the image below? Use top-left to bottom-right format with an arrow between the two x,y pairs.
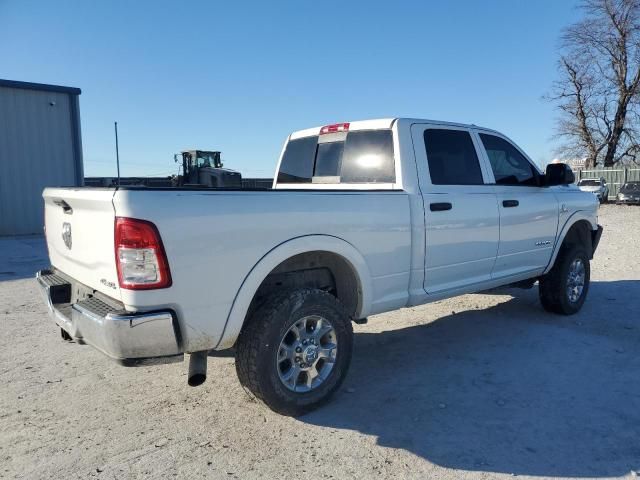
37,118 -> 602,416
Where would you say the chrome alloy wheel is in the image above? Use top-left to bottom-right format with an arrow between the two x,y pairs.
567,258 -> 586,303
276,315 -> 338,393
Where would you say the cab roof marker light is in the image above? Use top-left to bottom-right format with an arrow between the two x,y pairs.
320,123 -> 350,135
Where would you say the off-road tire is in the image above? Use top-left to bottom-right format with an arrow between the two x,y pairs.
539,245 -> 590,315
235,288 -> 353,416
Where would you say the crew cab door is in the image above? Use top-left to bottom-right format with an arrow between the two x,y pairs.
473,131 -> 559,278
411,124 -> 499,294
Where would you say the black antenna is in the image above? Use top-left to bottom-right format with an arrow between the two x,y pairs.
114,121 -> 121,186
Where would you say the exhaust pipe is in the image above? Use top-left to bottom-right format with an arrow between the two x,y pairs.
187,351 -> 208,386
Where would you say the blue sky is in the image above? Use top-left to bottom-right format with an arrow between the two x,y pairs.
1,0 -> 581,177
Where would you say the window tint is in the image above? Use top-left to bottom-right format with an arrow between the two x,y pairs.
277,130 -> 395,184
423,129 -> 484,185
341,130 -> 395,183
314,142 -> 344,177
277,136 -> 317,183
479,134 -> 539,186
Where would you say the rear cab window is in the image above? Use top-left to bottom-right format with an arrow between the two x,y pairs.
277,129 -> 395,186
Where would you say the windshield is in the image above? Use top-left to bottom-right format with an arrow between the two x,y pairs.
578,179 -> 601,186
621,182 -> 640,192
196,152 -> 222,168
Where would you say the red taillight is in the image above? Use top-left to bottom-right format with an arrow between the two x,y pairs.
319,122 -> 350,135
114,217 -> 172,290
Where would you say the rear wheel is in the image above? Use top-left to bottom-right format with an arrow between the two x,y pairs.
235,288 -> 353,416
539,245 -> 590,315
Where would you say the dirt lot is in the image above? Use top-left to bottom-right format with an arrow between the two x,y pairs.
1,204 -> 639,480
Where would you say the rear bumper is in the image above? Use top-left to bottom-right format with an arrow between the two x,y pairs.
36,269 -> 183,365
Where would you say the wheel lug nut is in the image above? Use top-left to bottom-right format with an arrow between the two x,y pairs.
295,347 -> 302,353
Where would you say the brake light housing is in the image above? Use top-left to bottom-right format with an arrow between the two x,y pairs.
320,122 -> 350,135
114,217 -> 172,290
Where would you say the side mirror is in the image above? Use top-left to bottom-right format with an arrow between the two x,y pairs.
545,163 -> 575,186
174,154 -> 181,163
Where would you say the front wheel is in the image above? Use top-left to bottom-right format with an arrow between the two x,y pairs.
539,245 -> 590,315
235,288 -> 353,416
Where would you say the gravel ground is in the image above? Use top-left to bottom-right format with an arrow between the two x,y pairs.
1,204 -> 639,480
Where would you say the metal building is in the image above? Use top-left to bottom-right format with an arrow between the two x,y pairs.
0,79 -> 83,235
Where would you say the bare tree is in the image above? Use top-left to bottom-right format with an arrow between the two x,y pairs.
549,0 -> 640,168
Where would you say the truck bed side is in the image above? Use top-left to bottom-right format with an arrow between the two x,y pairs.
112,189 -> 412,351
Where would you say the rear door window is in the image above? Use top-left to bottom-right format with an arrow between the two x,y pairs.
277,130 -> 395,184
423,129 -> 484,185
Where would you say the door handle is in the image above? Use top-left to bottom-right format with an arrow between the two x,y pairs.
430,202 -> 452,212
53,198 -> 73,214
502,200 -> 519,208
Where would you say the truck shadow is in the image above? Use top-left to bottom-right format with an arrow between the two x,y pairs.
303,280 -> 640,478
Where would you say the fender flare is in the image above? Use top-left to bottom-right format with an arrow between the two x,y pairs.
214,235 -> 372,349
543,211 -> 598,274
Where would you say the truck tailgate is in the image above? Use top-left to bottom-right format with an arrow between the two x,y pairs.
43,188 -> 121,299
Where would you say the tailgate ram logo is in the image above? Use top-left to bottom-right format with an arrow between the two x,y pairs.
62,222 -> 72,250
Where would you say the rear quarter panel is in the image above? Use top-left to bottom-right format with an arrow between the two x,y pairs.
112,190 -> 412,351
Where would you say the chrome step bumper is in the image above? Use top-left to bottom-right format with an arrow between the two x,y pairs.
36,269 -> 183,365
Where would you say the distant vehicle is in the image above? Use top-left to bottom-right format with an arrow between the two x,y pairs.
616,181 -> 640,205
36,118 -> 602,416
577,177 -> 609,203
